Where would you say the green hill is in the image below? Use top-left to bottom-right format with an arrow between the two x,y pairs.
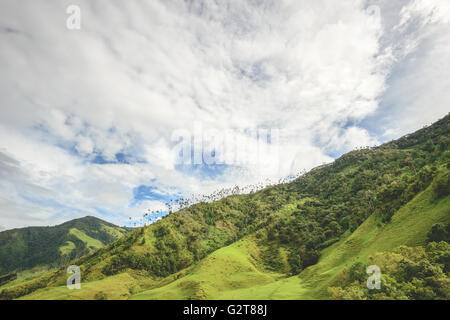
1,114 -> 449,300
0,216 -> 132,277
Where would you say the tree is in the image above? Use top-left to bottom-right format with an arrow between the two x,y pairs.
432,172 -> 450,199
427,223 -> 449,243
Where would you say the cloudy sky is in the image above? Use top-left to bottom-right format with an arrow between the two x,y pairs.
0,0 -> 449,230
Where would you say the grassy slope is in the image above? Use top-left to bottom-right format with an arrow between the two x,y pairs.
0,266 -> 55,291
59,241 -> 76,255
282,183 -> 449,299
68,228 -> 103,250
130,183 -> 449,300
21,180 -> 447,300
58,228 -> 104,255
130,237 -> 285,300
17,273 -> 139,300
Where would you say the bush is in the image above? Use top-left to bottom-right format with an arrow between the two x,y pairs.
94,291 -> 108,300
427,223 -> 449,243
349,262 -> 366,283
432,172 -> 450,199
288,250 -> 303,275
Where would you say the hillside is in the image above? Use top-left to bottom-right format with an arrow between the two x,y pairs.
0,216 -> 132,277
1,114 -> 449,300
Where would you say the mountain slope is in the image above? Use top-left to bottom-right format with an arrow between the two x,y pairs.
1,114 -> 449,300
128,181 -> 450,300
13,181 -> 449,300
0,216 -> 131,276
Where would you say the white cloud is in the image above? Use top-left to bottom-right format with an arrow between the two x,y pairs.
0,0 -> 449,229
364,0 -> 450,139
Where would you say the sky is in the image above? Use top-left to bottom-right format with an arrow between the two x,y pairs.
0,0 -> 449,230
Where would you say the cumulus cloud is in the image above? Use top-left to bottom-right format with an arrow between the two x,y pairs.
0,0 -> 449,229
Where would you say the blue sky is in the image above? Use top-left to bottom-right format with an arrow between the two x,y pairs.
0,0 -> 449,230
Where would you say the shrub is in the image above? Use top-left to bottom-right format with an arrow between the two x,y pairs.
432,172 -> 450,199
427,223 -> 449,243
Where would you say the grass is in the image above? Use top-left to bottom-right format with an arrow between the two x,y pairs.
130,236 -> 285,300
12,181 -> 449,300
101,225 -> 129,239
0,265 -> 55,290
132,182 -> 449,300
69,228 -> 103,250
18,273 -> 139,300
59,241 -> 76,255
13,182 -> 448,300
